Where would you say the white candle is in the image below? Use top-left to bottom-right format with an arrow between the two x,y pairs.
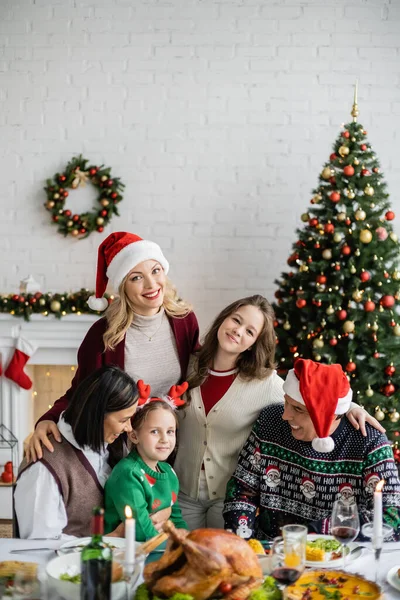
373,480 -> 384,547
125,505 -> 135,565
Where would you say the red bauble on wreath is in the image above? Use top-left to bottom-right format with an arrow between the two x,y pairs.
44,155 -> 125,238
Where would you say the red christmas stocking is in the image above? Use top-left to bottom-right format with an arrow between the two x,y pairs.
5,337 -> 37,390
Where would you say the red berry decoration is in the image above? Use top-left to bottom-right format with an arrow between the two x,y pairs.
343,165 -> 354,177
329,338 -> 338,346
316,274 -> 327,284
309,218 -> 319,227
296,299 -> 307,309
330,191 -> 340,203
330,153 -> 337,161
336,309 -> 347,320
364,300 -> 375,312
385,365 -> 396,376
385,210 -> 395,221
44,155 -> 124,239
324,223 -> 335,234
341,245 -> 351,256
380,295 -> 395,308
345,218 -> 351,226
360,144 -> 367,151
100,209 -> 108,217
360,270 -> 370,282
346,361 -> 356,372
382,382 -> 396,397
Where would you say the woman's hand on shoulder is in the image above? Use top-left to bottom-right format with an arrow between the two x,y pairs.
347,406 -> 386,436
24,420 -> 62,463
105,522 -> 125,538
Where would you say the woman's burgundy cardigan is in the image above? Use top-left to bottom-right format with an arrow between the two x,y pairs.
38,312 -> 200,424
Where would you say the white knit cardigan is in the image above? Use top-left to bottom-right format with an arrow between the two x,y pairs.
174,370 -> 285,500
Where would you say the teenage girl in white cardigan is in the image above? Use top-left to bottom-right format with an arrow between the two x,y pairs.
174,294 -> 385,530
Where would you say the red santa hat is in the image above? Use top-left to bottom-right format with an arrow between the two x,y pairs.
282,358 -> 352,453
265,465 -> 279,475
339,483 -> 353,493
88,231 -> 169,311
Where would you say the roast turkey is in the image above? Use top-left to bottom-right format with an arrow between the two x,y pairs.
144,521 -> 263,600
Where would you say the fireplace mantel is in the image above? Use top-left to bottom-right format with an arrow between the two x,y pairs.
0,314 -> 100,518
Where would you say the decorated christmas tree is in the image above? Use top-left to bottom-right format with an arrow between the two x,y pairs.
273,85 -> 400,455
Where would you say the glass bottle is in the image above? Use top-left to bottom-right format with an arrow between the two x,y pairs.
80,507 -> 112,600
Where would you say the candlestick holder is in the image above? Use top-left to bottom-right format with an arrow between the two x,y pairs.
113,550 -> 145,600
361,523 -> 393,583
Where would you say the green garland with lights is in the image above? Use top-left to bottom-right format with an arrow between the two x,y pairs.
0,290 -> 111,321
44,155 -> 125,239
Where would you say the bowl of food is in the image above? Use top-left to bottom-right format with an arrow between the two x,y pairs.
46,551 -> 145,600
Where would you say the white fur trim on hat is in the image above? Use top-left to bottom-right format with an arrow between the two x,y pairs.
282,369 -> 352,414
107,240 -> 169,292
312,437 -> 335,453
88,295 -> 109,311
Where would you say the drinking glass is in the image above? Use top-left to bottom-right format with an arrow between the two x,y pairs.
271,525 -> 307,589
331,498 -> 360,570
113,549 -> 145,600
11,564 -> 47,600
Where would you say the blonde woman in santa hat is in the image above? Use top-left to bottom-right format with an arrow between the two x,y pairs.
174,296 -> 383,530
25,232 -> 199,475
223,358 -> 400,541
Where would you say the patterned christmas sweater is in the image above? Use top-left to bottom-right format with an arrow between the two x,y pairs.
223,404 -> 400,541
104,450 -> 187,541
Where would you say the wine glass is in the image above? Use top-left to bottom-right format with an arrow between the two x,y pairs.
271,525 -> 307,590
331,498 -> 360,570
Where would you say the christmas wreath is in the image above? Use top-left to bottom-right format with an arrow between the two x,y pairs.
44,155 -> 125,238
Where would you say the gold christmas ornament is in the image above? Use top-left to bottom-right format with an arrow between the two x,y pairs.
375,408 -> 385,421
346,190 -> 356,200
364,184 -> 374,196
101,198 -> 110,207
343,320 -> 355,333
390,411 -> 400,423
352,290 -> 363,302
46,201 -> 55,209
338,145 -> 350,157
100,175 -> 108,182
301,213 -> 309,222
39,298 -> 46,306
392,271 -> 400,281
283,321 -> 291,330
360,229 -> 373,243
355,209 -> 366,221
50,300 -> 61,312
96,217 -> 104,225
299,264 -> 309,272
313,193 -> 323,203
333,232 -> 343,243
313,338 -> 324,349
349,265 -> 356,274
314,354 -> 322,361
390,232 -> 398,242
326,305 -> 335,315
354,248 -> 361,256
53,193 -> 60,200
321,167 -> 333,180
71,229 -> 79,237
353,158 -> 360,165
67,220 -> 73,227
337,212 -> 347,222
365,386 -> 374,398
393,324 -> 400,336
371,322 -> 379,331
322,249 -> 332,260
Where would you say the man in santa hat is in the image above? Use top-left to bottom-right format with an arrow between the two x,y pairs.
223,359 -> 400,540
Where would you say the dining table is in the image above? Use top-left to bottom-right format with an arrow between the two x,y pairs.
0,537 -> 400,599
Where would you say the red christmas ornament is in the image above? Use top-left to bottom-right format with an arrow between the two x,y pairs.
394,448 -> 400,463
312,300 -> 322,307
289,346 -> 298,353
63,190 -> 69,198
360,144 -> 367,151
307,256 -> 313,263
343,165 -> 355,177
380,295 -> 395,308
390,320 -> 396,327
19,296 -> 25,303
373,351 -> 380,358
296,299 -> 307,309
97,226 -> 104,233
334,264 -> 341,271
364,300 -> 375,312
329,177 -> 336,185
79,228 -> 86,234
346,361 -> 356,372
383,271 -> 389,279
342,131 -> 350,139
341,245 -> 351,256
373,167 -> 379,173
89,167 -> 98,176
316,274 -> 327,284
330,191 -> 340,203
385,210 -> 395,221
336,309 -> 347,320
329,338 -> 338,346
273,320 -> 279,328
53,215 -> 59,222
111,192 -> 118,199
309,218 -> 319,227
385,365 -> 396,376
382,382 -> 396,397
360,270 -> 370,282
29,297 -> 37,305
330,153 -> 337,161
100,209 -> 108,217
72,214 -> 80,222
361,169 -> 370,176
12,295 -> 19,302
59,174 -> 66,182
64,209 -> 72,217
314,242 -> 320,249
324,223 -> 335,234
106,179 -> 114,187
345,218 -> 351,226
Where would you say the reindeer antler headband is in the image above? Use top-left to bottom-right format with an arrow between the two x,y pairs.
137,380 -> 188,411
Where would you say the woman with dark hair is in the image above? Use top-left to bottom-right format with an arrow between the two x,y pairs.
25,231 -> 199,463
174,295 -> 385,530
15,366 -> 138,540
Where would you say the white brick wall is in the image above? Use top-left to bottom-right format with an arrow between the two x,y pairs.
1,0 -> 399,330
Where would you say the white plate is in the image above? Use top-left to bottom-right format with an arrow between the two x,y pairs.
305,534 -> 361,567
57,537 -> 141,555
387,566 -> 400,592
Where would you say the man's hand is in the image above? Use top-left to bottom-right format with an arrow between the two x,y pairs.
24,420 -> 62,463
105,522 -> 125,537
150,507 -> 172,532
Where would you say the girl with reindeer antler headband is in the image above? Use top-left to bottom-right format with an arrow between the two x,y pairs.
104,380 -> 188,541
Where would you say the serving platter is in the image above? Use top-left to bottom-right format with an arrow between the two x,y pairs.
305,534 -> 361,567
286,569 -> 381,600
386,566 -> 400,593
